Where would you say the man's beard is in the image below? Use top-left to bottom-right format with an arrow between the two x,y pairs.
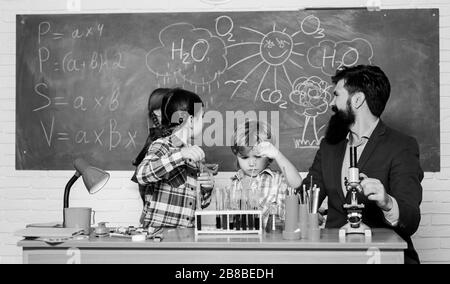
324,104 -> 355,145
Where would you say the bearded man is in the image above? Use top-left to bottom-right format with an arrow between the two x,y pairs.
300,65 -> 423,264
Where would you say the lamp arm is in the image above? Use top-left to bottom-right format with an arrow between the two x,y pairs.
63,172 -> 81,209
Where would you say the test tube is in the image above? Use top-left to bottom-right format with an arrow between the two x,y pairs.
239,198 -> 246,230
215,188 -> 221,229
222,214 -> 227,230
197,190 -> 202,230
240,189 -> 247,231
234,193 -> 241,231
216,215 -> 221,229
241,213 -> 247,230
229,191 -> 235,230
248,213 -> 254,230
235,214 -> 241,230
230,183 -> 238,230
247,198 -> 254,230
252,185 -> 260,231
221,187 -> 227,230
245,188 -> 251,230
265,214 -> 273,233
196,214 -> 202,231
224,186 -> 233,230
221,214 -> 227,230
229,219 -> 234,230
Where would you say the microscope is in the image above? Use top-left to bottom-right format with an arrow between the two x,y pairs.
339,145 -> 372,239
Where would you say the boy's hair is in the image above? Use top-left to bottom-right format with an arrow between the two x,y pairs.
331,64 -> 391,117
231,120 -> 275,157
161,88 -> 204,130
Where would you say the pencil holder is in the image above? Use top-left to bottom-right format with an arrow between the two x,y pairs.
284,195 -> 299,232
307,213 -> 321,241
299,204 -> 309,239
282,195 -> 300,240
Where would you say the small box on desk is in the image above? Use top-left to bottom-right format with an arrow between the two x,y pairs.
194,210 -> 263,235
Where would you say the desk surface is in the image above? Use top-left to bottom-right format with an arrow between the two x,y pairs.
18,228 -> 407,250
18,228 -> 407,263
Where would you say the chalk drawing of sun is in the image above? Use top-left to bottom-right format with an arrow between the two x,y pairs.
225,23 -> 306,102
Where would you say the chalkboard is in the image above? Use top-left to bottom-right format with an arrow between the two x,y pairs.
16,9 -> 440,171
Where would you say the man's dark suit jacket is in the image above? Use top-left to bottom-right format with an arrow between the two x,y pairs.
302,120 -> 423,264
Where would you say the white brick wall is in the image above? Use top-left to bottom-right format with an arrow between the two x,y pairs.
1,0 -> 449,264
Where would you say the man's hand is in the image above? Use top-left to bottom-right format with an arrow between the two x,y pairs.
254,141 -> 280,160
360,173 -> 393,211
180,145 -> 205,162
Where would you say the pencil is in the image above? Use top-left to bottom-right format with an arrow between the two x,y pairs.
312,187 -> 320,214
302,184 -> 306,204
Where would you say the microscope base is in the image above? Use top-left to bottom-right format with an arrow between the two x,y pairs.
339,223 -> 372,240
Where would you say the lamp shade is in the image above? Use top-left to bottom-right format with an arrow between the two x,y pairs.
74,158 -> 110,194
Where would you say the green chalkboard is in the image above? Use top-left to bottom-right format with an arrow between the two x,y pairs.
16,9 -> 440,171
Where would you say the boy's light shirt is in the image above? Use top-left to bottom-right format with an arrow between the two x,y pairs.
231,168 -> 287,228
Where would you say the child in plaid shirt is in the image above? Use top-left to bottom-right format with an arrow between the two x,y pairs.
130,88 -> 171,224
229,120 -> 302,230
136,88 -> 214,228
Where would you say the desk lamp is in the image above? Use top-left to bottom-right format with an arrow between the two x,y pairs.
63,158 -> 110,226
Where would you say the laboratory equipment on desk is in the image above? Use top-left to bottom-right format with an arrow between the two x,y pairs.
194,183 -> 262,235
195,162 -> 219,231
94,222 -> 109,237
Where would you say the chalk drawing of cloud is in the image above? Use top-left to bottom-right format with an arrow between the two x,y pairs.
146,22 -> 228,86
307,38 -> 373,76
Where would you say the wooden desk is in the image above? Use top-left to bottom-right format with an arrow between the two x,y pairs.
18,228 -> 406,264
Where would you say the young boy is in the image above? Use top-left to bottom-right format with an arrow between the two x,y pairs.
229,120 -> 302,230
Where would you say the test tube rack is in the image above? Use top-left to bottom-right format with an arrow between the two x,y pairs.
194,210 -> 263,235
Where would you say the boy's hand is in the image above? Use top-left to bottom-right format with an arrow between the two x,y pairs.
254,141 -> 280,160
180,145 -> 205,162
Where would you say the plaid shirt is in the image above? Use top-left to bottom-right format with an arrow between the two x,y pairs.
136,134 -> 211,228
230,168 -> 287,228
